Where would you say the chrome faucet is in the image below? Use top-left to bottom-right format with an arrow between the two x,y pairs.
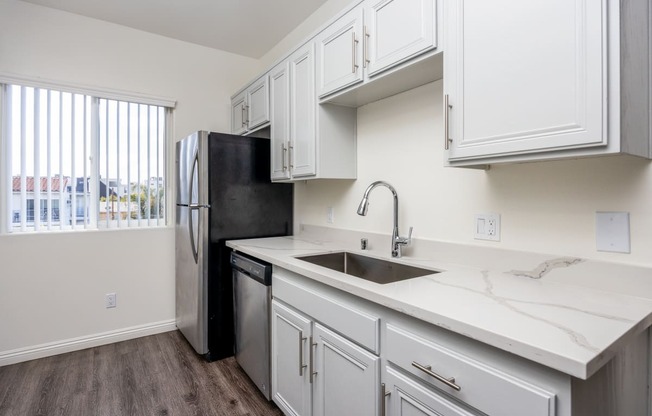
357,181 -> 412,258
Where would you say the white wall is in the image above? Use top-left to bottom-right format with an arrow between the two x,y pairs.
295,82 -> 652,267
258,0 -> 353,69
0,0 -> 258,362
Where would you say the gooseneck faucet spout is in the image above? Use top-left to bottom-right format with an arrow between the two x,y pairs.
357,181 -> 412,258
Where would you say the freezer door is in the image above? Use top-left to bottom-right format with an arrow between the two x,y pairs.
175,131 -> 210,355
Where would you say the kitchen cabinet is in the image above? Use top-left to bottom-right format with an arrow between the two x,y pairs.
384,322 -> 555,416
267,42 -> 357,182
316,0 -> 438,100
315,7 -> 364,97
271,298 -> 379,416
266,264 -> 651,416
384,366 -> 478,416
364,0 -> 437,77
230,74 -> 270,135
271,300 -> 311,416
312,323 -> 379,416
445,0 -> 652,166
270,62 -> 291,181
230,90 -> 247,135
289,43 -> 317,178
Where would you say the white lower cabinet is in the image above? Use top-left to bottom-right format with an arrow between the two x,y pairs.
313,323 -> 379,416
272,299 -> 379,416
384,366 -> 478,416
270,266 -> 649,416
272,300 -> 312,416
384,323 -> 556,416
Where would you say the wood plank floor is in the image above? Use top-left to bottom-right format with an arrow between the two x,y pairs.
0,331 -> 283,416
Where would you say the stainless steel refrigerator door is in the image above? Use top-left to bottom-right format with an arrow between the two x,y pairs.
175,131 -> 210,355
234,269 -> 272,400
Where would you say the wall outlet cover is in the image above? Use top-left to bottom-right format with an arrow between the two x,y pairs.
474,213 -> 500,242
596,212 -> 630,253
106,293 -> 117,308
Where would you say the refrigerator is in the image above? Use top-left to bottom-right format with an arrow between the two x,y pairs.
175,131 -> 293,361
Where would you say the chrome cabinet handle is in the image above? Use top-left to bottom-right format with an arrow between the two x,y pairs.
245,104 -> 250,125
364,26 -> 370,68
444,94 -> 453,150
298,331 -> 307,376
309,336 -> 318,383
352,32 -> 359,73
241,104 -> 246,128
412,361 -> 461,391
281,142 -> 288,171
288,142 -> 294,169
281,142 -> 288,172
381,383 -> 391,416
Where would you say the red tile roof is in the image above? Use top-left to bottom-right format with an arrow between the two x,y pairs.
12,176 -> 69,192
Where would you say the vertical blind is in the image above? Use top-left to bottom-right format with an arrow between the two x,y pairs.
3,83 -> 168,232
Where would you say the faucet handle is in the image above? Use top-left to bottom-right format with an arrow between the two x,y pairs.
407,226 -> 413,243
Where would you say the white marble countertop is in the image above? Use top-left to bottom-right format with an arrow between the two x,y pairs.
226,226 -> 652,380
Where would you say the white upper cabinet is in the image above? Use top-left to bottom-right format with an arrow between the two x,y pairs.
316,7 -> 365,97
445,0 -> 652,166
230,90 -> 247,135
365,0 -> 436,77
268,41 -> 357,183
289,43 -> 318,178
230,74 -> 270,135
246,75 -> 270,130
269,62 -> 291,181
317,0 -> 439,100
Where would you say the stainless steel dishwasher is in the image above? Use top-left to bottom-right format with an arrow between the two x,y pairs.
231,251 -> 272,400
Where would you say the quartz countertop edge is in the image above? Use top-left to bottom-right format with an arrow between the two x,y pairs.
226,234 -> 652,380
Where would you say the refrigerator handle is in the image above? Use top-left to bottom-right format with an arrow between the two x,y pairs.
188,148 -> 200,264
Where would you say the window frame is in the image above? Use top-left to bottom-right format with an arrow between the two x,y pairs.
0,73 -> 176,234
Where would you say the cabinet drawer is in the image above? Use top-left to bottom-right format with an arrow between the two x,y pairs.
386,324 -> 555,416
274,272 -> 380,354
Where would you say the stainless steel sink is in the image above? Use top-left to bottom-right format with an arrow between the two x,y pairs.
296,251 -> 438,284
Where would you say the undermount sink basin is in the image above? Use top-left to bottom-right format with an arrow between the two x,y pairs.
296,251 -> 438,284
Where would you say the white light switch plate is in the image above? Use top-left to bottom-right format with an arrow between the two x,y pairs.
596,211 -> 630,253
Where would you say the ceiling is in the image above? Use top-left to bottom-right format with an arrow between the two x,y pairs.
20,0 -> 330,58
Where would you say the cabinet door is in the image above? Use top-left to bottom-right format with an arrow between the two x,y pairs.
289,43 -> 317,178
231,91 -> 247,135
272,300 -> 312,416
246,75 -> 270,131
385,366 -> 479,416
365,0 -> 437,77
445,0 -> 607,161
317,7 -> 364,97
270,62 -> 291,181
312,323 -> 380,416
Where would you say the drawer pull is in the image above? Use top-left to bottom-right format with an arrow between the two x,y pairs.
412,361 -> 461,391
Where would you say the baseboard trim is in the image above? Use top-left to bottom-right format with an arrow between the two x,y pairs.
0,319 -> 177,367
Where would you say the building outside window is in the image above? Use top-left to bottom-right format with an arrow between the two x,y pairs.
1,82 -> 172,233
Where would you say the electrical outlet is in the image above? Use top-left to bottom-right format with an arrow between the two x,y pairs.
475,213 -> 500,241
106,293 -> 117,308
327,206 -> 334,224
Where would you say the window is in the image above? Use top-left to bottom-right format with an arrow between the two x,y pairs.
1,82 -> 170,233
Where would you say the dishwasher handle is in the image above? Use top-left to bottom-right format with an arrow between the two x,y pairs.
230,251 -> 272,286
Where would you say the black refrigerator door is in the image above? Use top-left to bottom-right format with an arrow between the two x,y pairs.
205,132 -> 293,361
207,132 -> 293,241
